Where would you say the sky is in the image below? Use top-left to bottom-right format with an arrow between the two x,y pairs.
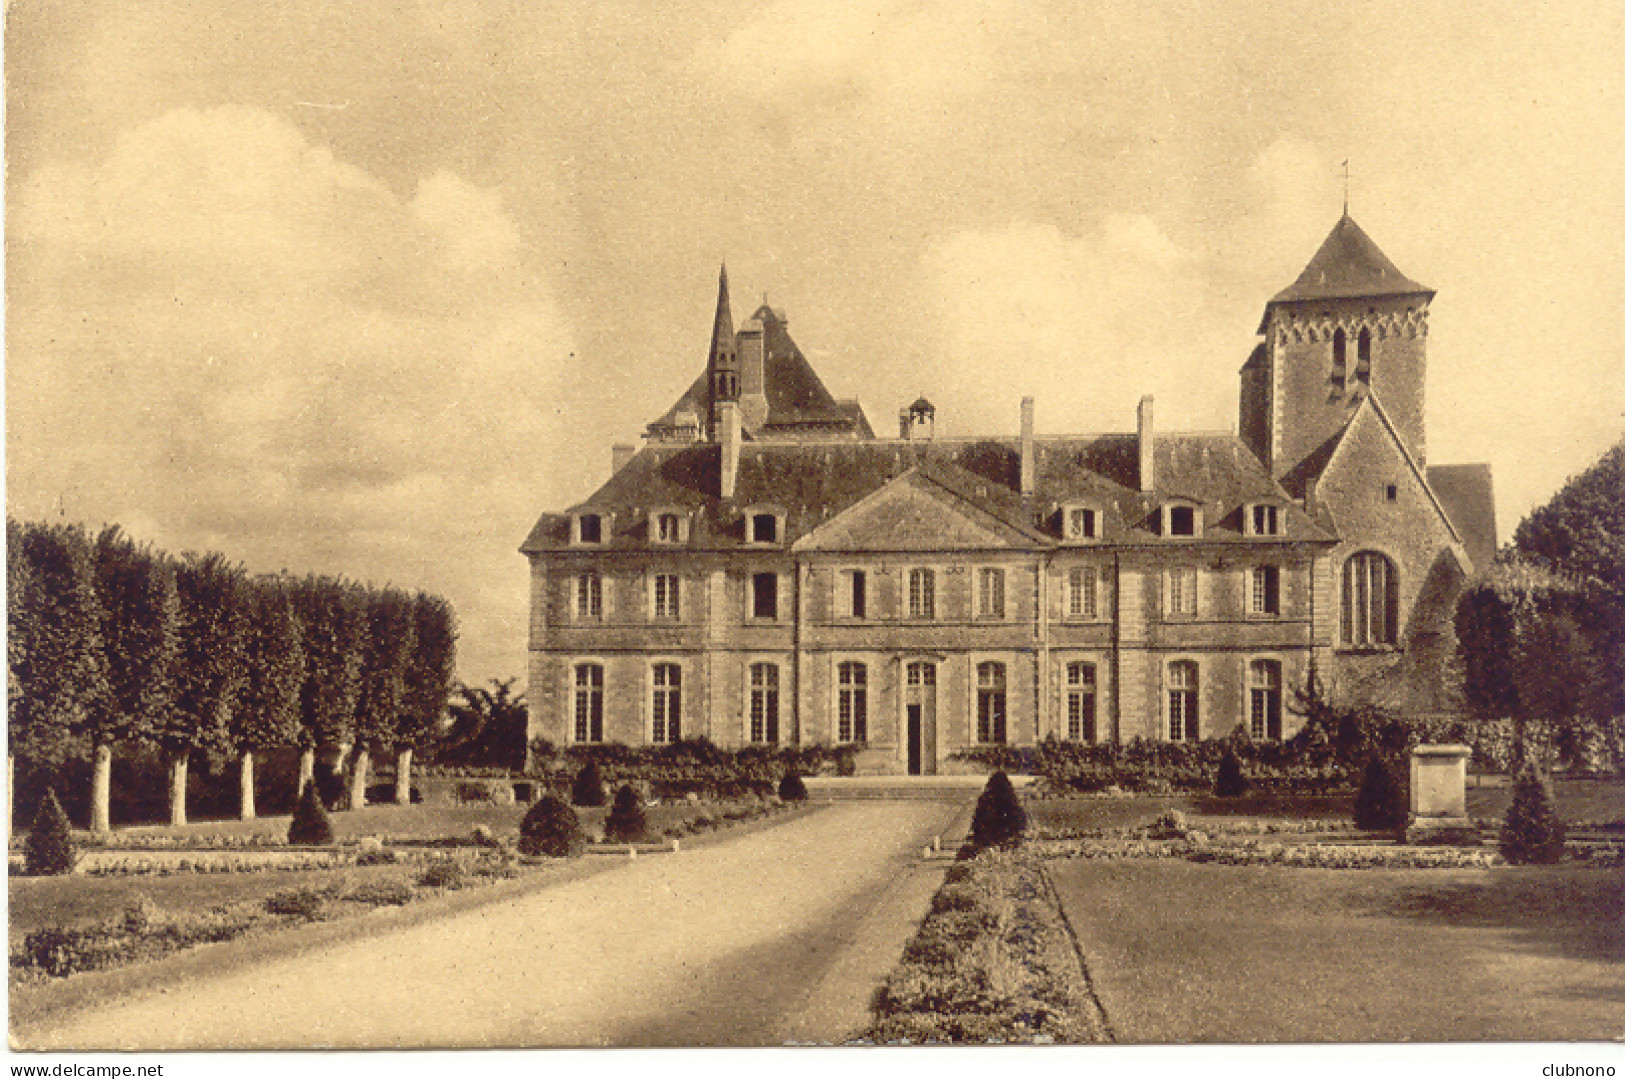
7,0 -> 1623,686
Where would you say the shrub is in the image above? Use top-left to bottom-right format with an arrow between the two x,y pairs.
1500,762 -> 1566,864
264,885 -> 327,920
287,782 -> 336,846
25,789 -> 77,876
1213,749 -> 1249,798
1147,808 -> 1188,839
969,771 -> 1028,849
571,761 -> 606,807
519,795 -> 586,857
1353,755 -> 1407,832
777,771 -> 809,801
604,784 -> 649,844
348,877 -> 417,906
417,859 -> 466,889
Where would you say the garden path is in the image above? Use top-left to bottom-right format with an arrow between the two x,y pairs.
20,800 -> 964,1049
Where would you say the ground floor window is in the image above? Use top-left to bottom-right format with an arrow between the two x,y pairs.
1167,660 -> 1198,742
652,663 -> 681,743
750,662 -> 780,743
837,661 -> 867,742
1066,661 -> 1097,742
1249,659 -> 1282,740
573,663 -> 604,743
977,661 -> 1007,744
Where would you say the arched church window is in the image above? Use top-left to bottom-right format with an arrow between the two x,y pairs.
1355,327 -> 1372,386
1341,551 -> 1398,646
1331,328 -> 1347,389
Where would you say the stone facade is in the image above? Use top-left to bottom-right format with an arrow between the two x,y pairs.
521,218 -> 1496,773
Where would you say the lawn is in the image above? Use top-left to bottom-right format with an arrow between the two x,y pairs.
1048,858 -> 1625,1042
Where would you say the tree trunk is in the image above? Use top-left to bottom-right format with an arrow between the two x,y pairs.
394,747 -> 413,805
168,751 -> 189,828
239,750 -> 256,820
297,747 -> 316,798
91,742 -> 114,834
348,745 -> 370,810
6,755 -> 13,845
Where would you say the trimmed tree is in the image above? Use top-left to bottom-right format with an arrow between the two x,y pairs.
571,760 -> 606,807
519,795 -> 585,857
25,788 -> 76,875
287,779 -> 336,846
1500,762 -> 1566,864
778,771 -> 809,801
604,784 -> 649,843
166,553 -> 249,827
1213,748 -> 1249,798
1353,754 -> 1407,832
231,577 -> 306,819
347,588 -> 416,810
289,576 -> 367,806
969,770 -> 1028,849
395,592 -> 457,805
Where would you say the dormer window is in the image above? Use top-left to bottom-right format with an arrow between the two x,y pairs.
1061,503 -> 1099,542
744,507 -> 785,546
1161,501 -> 1202,538
650,508 -> 688,545
573,512 -> 606,545
1246,504 -> 1281,537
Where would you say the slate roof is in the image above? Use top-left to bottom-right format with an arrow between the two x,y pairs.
1259,215 -> 1433,332
521,432 -> 1335,553
1428,463 -> 1498,572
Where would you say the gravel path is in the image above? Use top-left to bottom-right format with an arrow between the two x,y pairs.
20,801 -> 962,1050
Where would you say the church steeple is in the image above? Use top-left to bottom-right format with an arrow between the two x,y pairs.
706,264 -> 740,439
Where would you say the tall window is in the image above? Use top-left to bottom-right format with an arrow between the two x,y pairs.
652,663 -> 681,743
1249,660 -> 1282,741
837,661 -> 867,742
749,663 -> 780,743
1068,566 -> 1098,619
576,573 -> 602,621
1355,328 -> 1372,386
1331,327 -> 1348,388
1166,567 -> 1198,617
1066,662 -> 1097,743
1251,565 -> 1281,616
978,568 -> 1006,620
1342,551 -> 1398,646
653,574 -> 680,620
752,572 -> 779,620
840,569 -> 867,619
977,662 -> 1007,744
908,568 -> 935,620
656,513 -> 681,543
573,663 -> 603,743
1167,660 -> 1198,742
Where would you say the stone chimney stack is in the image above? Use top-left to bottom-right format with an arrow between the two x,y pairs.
1020,397 -> 1035,497
719,400 -> 741,500
1137,395 -> 1155,493
611,443 -> 635,475
738,316 -> 768,432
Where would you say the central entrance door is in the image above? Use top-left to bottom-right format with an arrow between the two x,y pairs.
904,660 -> 937,776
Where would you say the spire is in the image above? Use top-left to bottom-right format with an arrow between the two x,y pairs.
1267,215 -> 1433,307
705,263 -> 740,439
709,264 -> 735,370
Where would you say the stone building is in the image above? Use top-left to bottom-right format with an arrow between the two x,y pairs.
521,216 -> 1496,774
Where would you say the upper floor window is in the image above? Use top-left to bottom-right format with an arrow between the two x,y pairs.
575,573 -> 602,621
1250,565 -> 1281,616
1249,659 -> 1282,741
651,663 -> 681,744
1165,567 -> 1199,618
1331,327 -> 1348,389
1067,566 -> 1099,620
573,663 -> 604,743
907,568 -> 936,620
977,568 -> 1006,620
837,661 -> 867,743
1162,502 -> 1202,538
1355,327 -> 1372,387
1066,662 -> 1097,743
838,569 -> 867,619
751,572 -> 779,620
749,512 -> 781,544
749,662 -> 780,743
652,573 -> 681,621
574,513 -> 605,545
1063,504 -> 1098,541
651,510 -> 686,545
976,661 -> 1007,744
1342,551 -> 1398,646
1167,660 -> 1199,742
1247,504 -> 1281,537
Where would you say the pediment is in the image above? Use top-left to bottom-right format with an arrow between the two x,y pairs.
794,470 -> 1035,552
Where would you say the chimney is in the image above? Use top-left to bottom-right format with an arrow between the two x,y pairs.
1019,397 -> 1035,497
611,443 -> 635,475
1137,395 -> 1155,493
719,400 -> 741,500
738,317 -> 768,432
898,408 -> 912,439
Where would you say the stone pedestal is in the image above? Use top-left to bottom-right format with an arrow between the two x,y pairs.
1406,744 -> 1479,845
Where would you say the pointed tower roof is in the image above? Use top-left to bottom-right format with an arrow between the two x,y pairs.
708,263 -> 735,368
1269,214 -> 1433,305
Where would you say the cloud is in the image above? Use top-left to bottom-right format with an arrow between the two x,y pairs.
8,106 -> 574,681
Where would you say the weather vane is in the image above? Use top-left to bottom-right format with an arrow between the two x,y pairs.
1341,159 -> 1351,215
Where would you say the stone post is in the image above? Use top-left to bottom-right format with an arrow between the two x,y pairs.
1405,744 -> 1477,845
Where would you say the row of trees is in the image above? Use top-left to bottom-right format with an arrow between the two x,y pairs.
7,519 -> 457,830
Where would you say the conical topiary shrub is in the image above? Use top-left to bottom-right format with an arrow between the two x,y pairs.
778,771 -> 809,802
519,794 -> 586,857
288,781 -> 336,846
25,789 -> 77,876
1213,749 -> 1250,798
969,770 -> 1028,850
1353,754 -> 1406,832
604,784 -> 649,843
1500,762 -> 1566,864
571,760 -> 606,807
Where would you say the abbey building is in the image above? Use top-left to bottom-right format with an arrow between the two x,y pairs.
521,216 -> 1496,774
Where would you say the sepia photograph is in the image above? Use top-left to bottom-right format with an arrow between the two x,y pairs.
5,0 -> 1622,1067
